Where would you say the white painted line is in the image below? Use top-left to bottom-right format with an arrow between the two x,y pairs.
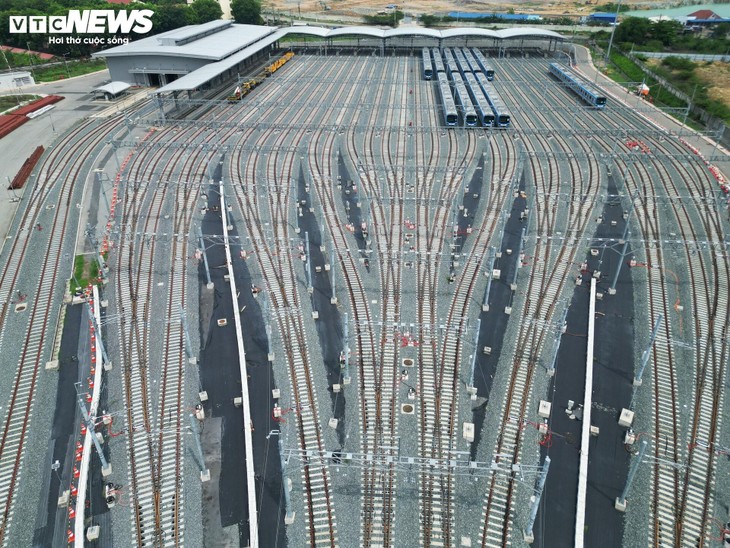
76,285 -> 105,547
574,277 -> 596,548
220,180 -> 259,548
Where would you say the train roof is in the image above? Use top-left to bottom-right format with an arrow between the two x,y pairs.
550,63 -> 605,97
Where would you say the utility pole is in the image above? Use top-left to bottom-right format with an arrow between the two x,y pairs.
634,314 -> 662,388
76,386 -> 111,477
180,305 -> 196,365
604,0 -> 624,63
189,414 -> 210,481
615,439 -> 648,511
523,455 -> 551,543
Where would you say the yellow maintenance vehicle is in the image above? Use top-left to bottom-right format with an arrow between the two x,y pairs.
227,52 -> 295,101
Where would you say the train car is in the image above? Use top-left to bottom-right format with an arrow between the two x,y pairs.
465,72 -> 495,127
452,75 -> 478,126
472,48 -> 495,81
462,48 -> 481,74
476,72 -> 511,128
548,62 -> 607,109
453,48 -> 471,75
443,48 -> 456,74
437,72 -> 458,127
432,47 -> 445,74
422,47 -> 433,80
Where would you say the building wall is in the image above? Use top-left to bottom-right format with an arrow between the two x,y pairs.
106,55 -> 210,85
0,71 -> 34,93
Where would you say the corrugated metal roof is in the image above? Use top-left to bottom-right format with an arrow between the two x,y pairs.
95,24 -> 276,60
95,81 -> 131,95
154,29 -> 287,93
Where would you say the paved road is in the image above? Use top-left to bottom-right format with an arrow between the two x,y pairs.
0,70 -> 111,256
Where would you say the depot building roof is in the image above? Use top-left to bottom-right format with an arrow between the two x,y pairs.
94,23 -> 564,93
96,22 -> 564,63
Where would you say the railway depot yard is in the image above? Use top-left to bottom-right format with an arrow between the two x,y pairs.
0,24 -> 728,548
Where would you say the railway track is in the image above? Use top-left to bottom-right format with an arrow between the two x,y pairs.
473,57 -> 603,546
503,57 -> 730,545
112,120 -> 217,545
0,115 -> 126,546
61,51 -> 728,548
615,145 -> 729,546
227,54 -> 341,546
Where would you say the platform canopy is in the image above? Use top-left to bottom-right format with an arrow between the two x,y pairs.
94,81 -> 131,95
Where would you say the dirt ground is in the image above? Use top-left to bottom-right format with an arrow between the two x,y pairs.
646,57 -> 730,109
694,62 -> 730,105
269,0 -> 647,19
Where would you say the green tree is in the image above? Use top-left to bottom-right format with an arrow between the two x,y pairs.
651,19 -> 682,46
420,14 -> 440,27
613,16 -> 652,45
151,4 -> 189,33
710,22 -> 730,40
231,0 -> 262,24
188,0 -> 222,24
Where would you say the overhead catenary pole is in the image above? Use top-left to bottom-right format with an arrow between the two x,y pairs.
189,414 -> 209,480
468,317 -> 481,393
547,305 -> 569,376
198,226 -> 213,289
512,227 -> 527,289
342,312 -> 351,383
634,314 -> 662,387
180,305 -> 196,364
305,230 -> 313,294
523,455 -> 551,543
77,391 -> 110,474
482,246 -> 496,312
330,248 -> 337,304
608,188 -> 636,295
85,301 -> 110,367
615,439 -> 648,511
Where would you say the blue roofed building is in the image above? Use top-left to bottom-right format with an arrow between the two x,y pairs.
587,12 -> 618,24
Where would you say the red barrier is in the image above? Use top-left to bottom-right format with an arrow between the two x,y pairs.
9,95 -> 63,117
0,115 -> 28,139
9,146 -> 44,190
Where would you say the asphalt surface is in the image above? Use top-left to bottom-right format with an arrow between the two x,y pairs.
0,70 -> 112,255
470,173 -> 528,455
297,166 -> 348,447
535,172 -> 635,548
32,303 -> 82,547
198,175 -> 286,547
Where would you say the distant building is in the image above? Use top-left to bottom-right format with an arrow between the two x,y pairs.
0,71 -> 34,93
687,9 -> 722,21
685,9 -> 730,27
587,12 -> 618,24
